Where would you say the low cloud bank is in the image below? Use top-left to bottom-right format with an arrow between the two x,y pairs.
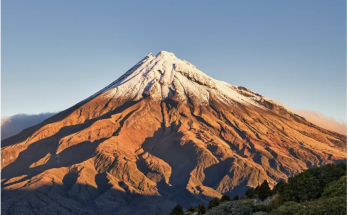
275,101 -> 347,135
293,110 -> 347,135
1,113 -> 56,140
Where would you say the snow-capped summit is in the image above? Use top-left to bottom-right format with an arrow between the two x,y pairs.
87,51 -> 268,109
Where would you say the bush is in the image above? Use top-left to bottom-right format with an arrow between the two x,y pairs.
232,195 -> 239,200
252,204 -> 270,213
268,193 -> 281,210
251,212 -> 267,215
241,199 -> 253,206
269,196 -> 347,215
322,175 -> 347,198
205,201 -> 252,215
269,201 -> 302,215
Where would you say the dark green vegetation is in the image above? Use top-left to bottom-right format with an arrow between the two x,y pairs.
268,163 -> 347,215
245,180 -> 273,201
168,163 -> 347,215
220,194 -> 231,202
169,204 -> 184,215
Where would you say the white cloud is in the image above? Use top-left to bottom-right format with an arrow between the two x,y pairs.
1,113 -> 57,140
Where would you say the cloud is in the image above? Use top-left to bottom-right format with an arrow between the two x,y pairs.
292,110 -> 347,135
274,101 -> 347,135
1,117 -> 10,126
1,113 -> 57,140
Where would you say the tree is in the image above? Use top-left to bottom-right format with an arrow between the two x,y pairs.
233,195 -> 239,200
169,204 -> 184,215
253,185 -> 260,195
208,198 -> 220,209
187,207 -> 195,212
244,188 -> 254,199
197,204 -> 206,215
258,180 -> 272,201
220,194 -> 230,202
272,180 -> 285,195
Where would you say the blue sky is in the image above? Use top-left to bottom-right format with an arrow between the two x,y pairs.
2,0 -> 347,122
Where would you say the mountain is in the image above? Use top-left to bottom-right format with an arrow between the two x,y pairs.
1,51 -> 346,215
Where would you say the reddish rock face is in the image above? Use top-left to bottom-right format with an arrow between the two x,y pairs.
1,51 -> 346,215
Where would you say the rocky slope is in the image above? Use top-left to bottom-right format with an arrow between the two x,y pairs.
1,51 -> 346,215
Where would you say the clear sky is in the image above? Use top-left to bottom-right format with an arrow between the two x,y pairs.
2,0 -> 347,123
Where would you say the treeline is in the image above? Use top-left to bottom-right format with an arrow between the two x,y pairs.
169,163 -> 347,215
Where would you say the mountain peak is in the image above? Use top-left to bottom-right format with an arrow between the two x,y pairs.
83,51 -> 289,112
155,50 -> 177,58
85,50 -> 264,107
